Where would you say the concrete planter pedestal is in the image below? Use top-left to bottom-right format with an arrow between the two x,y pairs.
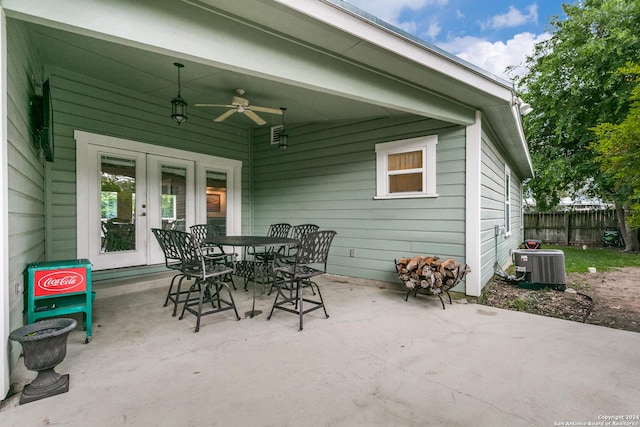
9,318 -> 77,404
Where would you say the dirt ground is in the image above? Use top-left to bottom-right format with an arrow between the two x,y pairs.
480,267 -> 640,333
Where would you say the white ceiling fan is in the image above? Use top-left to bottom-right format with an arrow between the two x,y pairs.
195,88 -> 282,125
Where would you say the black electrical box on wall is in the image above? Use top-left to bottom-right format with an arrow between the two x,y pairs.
30,79 -> 54,162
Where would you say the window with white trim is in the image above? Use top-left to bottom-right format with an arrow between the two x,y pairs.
504,166 -> 511,234
375,135 -> 437,199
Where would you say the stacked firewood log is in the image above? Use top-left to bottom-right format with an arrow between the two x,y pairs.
396,255 -> 471,294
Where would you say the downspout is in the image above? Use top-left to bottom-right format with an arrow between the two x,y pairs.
465,110 -> 482,297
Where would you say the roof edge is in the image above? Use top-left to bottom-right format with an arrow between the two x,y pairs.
320,0 -> 514,90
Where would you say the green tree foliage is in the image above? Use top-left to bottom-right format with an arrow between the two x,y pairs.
516,0 -> 639,205
515,0 -> 640,249
100,173 -> 135,220
592,64 -> 640,227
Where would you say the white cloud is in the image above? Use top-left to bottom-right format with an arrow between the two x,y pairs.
437,32 -> 551,80
424,20 -> 442,40
482,4 -> 539,30
397,21 -> 418,35
344,0 -> 549,82
345,0 -> 448,28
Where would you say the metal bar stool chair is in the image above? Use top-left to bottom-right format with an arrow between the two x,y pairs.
269,224 -> 319,296
151,228 -> 193,317
252,223 -> 291,263
172,231 -> 240,332
248,223 -> 292,291
268,230 -> 337,330
190,224 -> 238,290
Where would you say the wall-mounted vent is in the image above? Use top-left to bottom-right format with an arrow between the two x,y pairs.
270,125 -> 284,145
513,249 -> 566,290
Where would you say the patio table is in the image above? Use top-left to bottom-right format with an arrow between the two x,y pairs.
204,235 -> 298,318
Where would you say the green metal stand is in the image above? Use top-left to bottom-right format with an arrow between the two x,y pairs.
26,259 -> 94,343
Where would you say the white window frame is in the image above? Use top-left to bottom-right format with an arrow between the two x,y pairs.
504,165 -> 512,235
375,135 -> 438,199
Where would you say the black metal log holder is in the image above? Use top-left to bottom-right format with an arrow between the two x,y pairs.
405,286 -> 454,309
395,258 -> 470,310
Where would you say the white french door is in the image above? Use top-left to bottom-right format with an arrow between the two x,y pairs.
76,131 -> 242,271
87,145 -> 149,269
147,155 -> 196,265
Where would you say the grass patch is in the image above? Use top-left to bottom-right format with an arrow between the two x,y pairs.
544,245 -> 640,273
509,297 -> 529,311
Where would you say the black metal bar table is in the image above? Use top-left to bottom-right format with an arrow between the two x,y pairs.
204,235 -> 298,318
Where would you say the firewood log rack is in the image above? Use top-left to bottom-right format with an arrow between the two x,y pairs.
402,274 -> 464,309
395,258 -> 470,309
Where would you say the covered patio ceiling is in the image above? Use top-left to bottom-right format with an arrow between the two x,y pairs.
8,0 -> 485,128
24,20 -> 409,129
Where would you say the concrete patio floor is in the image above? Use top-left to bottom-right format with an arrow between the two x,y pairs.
2,272 -> 639,426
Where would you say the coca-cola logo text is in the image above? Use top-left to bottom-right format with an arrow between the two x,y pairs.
36,270 -> 85,293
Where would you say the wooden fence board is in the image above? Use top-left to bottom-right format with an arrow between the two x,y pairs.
524,211 -> 618,246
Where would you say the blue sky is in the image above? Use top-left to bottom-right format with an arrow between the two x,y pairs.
345,0 -> 567,82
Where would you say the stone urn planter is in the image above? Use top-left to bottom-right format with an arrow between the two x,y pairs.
9,318 -> 77,404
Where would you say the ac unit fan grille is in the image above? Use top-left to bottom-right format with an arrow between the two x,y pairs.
513,249 -> 566,290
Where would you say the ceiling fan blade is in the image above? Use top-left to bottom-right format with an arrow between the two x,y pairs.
213,109 -> 236,122
250,105 -> 283,115
195,103 -> 232,108
244,110 -> 267,126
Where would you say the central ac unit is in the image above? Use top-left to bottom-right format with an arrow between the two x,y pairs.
512,249 -> 566,290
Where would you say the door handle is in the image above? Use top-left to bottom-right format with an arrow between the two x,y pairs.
140,212 -> 147,216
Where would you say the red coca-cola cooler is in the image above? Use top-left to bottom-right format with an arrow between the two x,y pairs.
26,259 -> 94,343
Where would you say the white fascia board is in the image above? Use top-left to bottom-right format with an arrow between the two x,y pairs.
511,104 -> 534,179
0,6 -> 10,399
275,0 -> 514,104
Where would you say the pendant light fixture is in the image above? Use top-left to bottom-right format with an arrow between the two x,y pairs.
171,63 -> 187,125
279,107 -> 288,151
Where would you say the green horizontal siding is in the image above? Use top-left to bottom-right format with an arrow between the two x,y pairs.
252,116 -> 466,283
480,131 -> 525,287
6,18 -> 47,379
45,68 -> 251,259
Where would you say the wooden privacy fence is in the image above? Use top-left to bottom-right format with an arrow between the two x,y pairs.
523,210 -> 618,246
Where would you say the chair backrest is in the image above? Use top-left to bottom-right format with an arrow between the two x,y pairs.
289,224 -> 319,240
171,230 -> 202,265
285,224 -> 320,256
190,224 -> 223,242
151,228 -> 182,268
295,230 -> 337,269
171,230 -> 202,271
167,218 -> 186,231
267,223 -> 291,238
172,230 -> 229,279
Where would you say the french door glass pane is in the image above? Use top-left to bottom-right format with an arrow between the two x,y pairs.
205,170 -> 228,235
161,165 -> 187,231
100,155 -> 136,252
